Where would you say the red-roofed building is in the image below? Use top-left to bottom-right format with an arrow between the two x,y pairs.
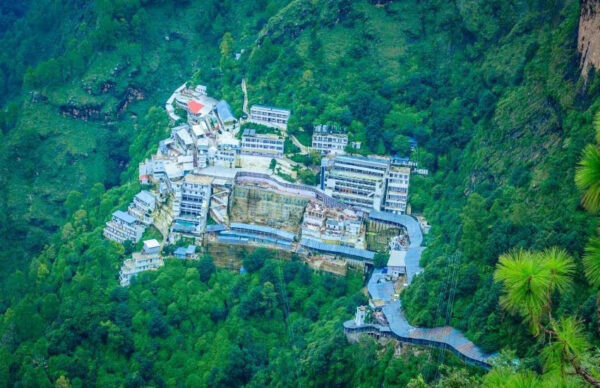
187,100 -> 204,115
186,100 -> 206,124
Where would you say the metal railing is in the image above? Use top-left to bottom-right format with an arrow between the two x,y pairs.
344,324 -> 491,370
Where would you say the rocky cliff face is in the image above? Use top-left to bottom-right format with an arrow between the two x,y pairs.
579,0 -> 600,78
229,186 -> 308,232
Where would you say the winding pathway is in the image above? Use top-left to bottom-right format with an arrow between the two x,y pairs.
344,212 -> 494,368
241,78 -> 249,115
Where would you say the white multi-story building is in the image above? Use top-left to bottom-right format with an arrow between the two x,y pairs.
241,129 -> 284,157
321,155 -> 391,211
215,149 -> 237,167
383,166 -> 410,214
300,201 -> 365,248
103,210 -> 145,244
311,124 -> 348,155
173,125 -> 194,153
249,105 -> 290,129
119,239 -> 164,286
387,250 -> 406,278
128,190 -> 156,225
321,155 -> 411,213
172,174 -> 213,234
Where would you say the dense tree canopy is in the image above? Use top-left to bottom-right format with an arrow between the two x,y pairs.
1,0 -> 600,385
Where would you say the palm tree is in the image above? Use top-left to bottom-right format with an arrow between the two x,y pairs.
584,236 -> 600,335
494,249 -> 550,334
541,318 -> 588,378
575,143 -> 600,213
494,248 -> 574,334
494,248 -> 600,386
575,110 -> 600,211
541,247 -> 575,298
576,111 -> 600,336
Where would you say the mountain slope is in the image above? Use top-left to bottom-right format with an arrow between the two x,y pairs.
241,0 -> 600,355
0,0 -> 599,386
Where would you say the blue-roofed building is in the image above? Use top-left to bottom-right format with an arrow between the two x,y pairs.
173,247 -> 187,259
174,245 -> 197,260
214,222 -> 295,250
391,156 -> 417,167
408,137 -> 418,150
215,100 -> 236,126
205,224 -> 227,233
103,210 -> 145,244
128,190 -> 156,225
300,237 -> 375,263
230,222 -> 296,241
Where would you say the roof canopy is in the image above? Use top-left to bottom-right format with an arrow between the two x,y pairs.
187,100 -> 204,114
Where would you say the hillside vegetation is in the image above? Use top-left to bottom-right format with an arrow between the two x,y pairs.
1,0 -> 600,386
236,0 -> 600,356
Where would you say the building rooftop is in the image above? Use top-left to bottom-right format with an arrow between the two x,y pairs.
176,128 -> 193,146
251,104 -> 291,113
300,237 -> 375,260
218,131 -> 240,147
388,250 -> 406,268
136,190 -> 155,204
172,124 -> 189,132
184,174 -> 215,185
313,124 -> 346,135
230,222 -> 296,241
390,166 -> 411,174
187,100 -> 204,114
335,154 -> 391,167
164,162 -> 184,180
144,239 -> 160,249
206,224 -> 227,233
242,128 -> 282,139
113,210 -> 137,224
212,178 -> 231,186
216,100 -> 235,122
191,124 -> 205,137
178,155 -> 194,164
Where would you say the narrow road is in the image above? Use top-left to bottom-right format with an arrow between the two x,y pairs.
344,213 -> 493,368
241,78 -> 249,115
289,133 -> 309,154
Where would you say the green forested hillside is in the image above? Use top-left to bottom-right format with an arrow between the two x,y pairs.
238,0 -> 600,355
1,0 -> 600,386
0,0 -> 289,276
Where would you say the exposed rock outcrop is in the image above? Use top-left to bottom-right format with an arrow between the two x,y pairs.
229,185 -> 308,232
579,0 -> 600,78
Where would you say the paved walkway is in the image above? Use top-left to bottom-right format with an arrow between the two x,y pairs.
289,133 -> 309,154
166,83 -> 186,122
239,79 -> 308,155
241,78 -> 249,115
345,213 -> 494,367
